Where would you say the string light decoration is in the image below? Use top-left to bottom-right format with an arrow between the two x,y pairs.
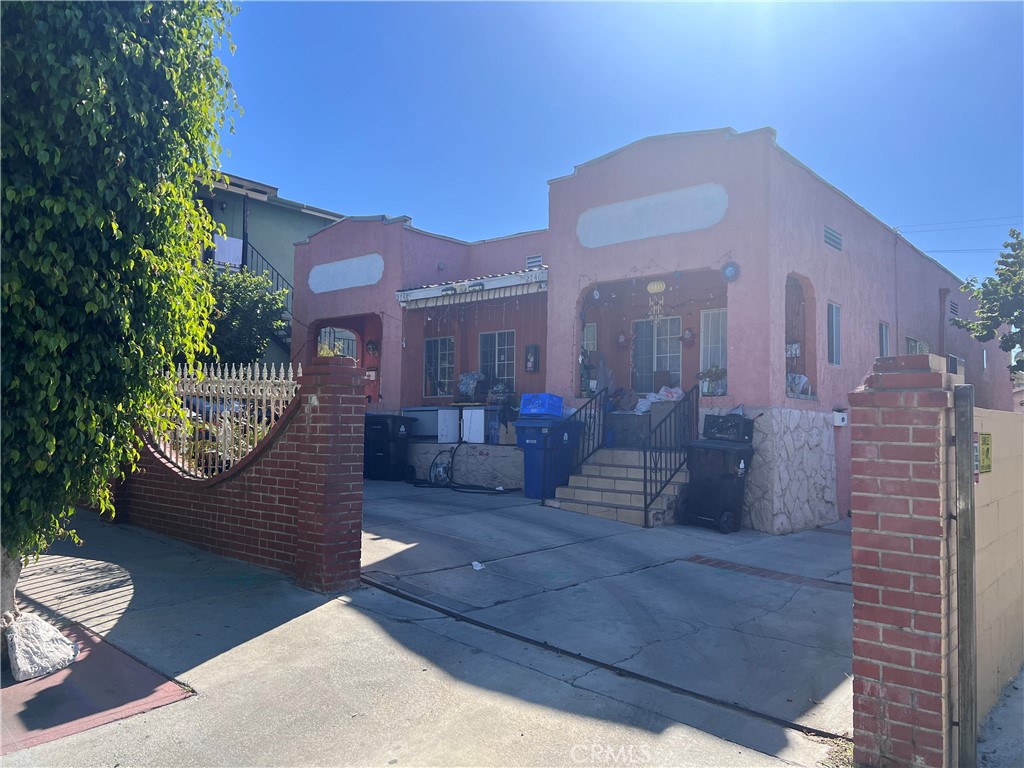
646,279 -> 666,319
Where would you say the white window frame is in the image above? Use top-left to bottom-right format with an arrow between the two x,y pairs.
632,316 -> 682,392
582,323 -> 598,353
827,303 -> 841,366
700,308 -> 727,394
879,322 -> 890,358
479,330 -> 516,393
424,336 -> 455,398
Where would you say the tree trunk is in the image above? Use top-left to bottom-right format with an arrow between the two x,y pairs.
1,548 -> 22,618
1,548 -> 23,667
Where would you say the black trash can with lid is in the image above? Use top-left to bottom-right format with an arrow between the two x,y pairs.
680,414 -> 756,533
364,414 -> 417,481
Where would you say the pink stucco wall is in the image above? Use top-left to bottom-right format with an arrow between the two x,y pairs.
544,129 -> 776,407
292,218 -> 470,407
290,126 -> 1014,531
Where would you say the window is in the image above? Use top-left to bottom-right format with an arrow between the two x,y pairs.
700,308 -> 727,395
827,303 -> 841,365
983,349 -> 988,369
480,330 -> 515,392
424,337 -> 454,397
879,322 -> 890,357
582,323 -> 597,353
632,316 -> 681,392
947,355 -> 965,375
906,337 -> 930,355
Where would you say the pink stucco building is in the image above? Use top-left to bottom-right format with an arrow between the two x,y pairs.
292,127 -> 1013,534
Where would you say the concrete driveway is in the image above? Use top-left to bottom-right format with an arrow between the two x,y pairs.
362,480 -> 853,739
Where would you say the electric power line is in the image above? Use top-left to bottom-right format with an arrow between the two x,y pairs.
927,248 -> 1004,253
899,222 -> 1022,234
896,215 -> 1021,229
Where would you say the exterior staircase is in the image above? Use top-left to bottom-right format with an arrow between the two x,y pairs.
545,447 -> 688,527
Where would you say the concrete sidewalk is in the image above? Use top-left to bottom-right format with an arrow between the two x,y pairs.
6,507 -> 840,766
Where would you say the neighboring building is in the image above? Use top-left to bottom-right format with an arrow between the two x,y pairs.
291,127 -> 1014,533
196,174 -> 344,364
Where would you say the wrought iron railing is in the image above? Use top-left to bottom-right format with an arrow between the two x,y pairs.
540,388 -> 608,501
641,385 -> 700,522
246,244 -> 293,350
152,363 -> 301,478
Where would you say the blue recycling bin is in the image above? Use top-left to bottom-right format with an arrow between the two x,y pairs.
514,417 -> 583,499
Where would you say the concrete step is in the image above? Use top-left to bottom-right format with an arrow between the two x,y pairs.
568,474 -> 686,496
546,498 -> 647,527
580,463 -> 689,483
554,484 -> 676,512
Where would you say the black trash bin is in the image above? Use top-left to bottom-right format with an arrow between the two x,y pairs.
680,414 -> 756,533
364,414 -> 417,481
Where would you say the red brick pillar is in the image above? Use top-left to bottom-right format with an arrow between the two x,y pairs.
849,355 -> 955,768
293,356 -> 365,593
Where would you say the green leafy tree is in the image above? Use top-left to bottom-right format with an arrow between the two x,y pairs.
952,229 -> 1024,375
1,1 -> 238,578
204,266 -> 288,365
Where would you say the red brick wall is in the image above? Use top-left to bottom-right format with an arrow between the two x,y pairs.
849,355 -> 956,768
116,356 -> 365,593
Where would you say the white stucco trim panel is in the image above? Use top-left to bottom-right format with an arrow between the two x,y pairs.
308,253 -> 385,294
576,182 -> 728,248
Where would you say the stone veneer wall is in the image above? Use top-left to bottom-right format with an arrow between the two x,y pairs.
702,407 -> 839,534
407,443 -> 524,490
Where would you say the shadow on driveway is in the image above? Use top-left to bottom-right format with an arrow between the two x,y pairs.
361,480 -> 853,754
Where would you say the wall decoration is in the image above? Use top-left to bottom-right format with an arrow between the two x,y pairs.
721,261 -> 740,282
525,344 -> 540,373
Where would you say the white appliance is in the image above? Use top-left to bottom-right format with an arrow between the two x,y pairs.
437,408 -> 460,443
461,407 -> 499,444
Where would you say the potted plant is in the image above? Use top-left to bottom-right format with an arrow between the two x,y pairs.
697,366 -> 727,396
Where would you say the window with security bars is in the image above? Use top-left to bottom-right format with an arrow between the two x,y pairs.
906,337 -> 930,355
631,316 -> 681,392
424,337 -> 454,397
480,330 -> 515,392
318,327 -> 358,358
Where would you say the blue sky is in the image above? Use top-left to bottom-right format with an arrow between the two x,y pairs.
219,2 -> 1023,280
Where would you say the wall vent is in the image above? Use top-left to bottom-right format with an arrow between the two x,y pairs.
526,255 -> 544,269
824,226 -> 843,251
949,300 -> 960,317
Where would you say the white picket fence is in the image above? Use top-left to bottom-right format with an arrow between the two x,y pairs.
153,363 -> 301,478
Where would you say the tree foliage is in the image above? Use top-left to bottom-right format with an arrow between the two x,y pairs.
952,229 -> 1024,375
204,266 -> 287,365
1,1 -> 237,559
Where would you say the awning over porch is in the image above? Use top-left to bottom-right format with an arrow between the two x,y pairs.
395,266 -> 548,309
